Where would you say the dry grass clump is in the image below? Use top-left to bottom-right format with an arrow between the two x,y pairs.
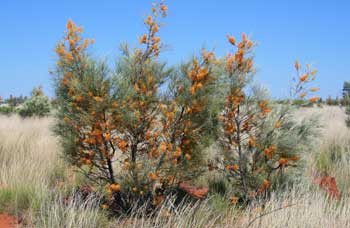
107,186 -> 350,228
0,115 -> 108,227
0,115 -> 62,215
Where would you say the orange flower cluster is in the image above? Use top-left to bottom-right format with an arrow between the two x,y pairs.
225,33 -> 254,73
258,100 -> 272,115
264,145 -> 277,159
257,179 -> 270,194
188,59 -> 211,95
278,156 -> 299,166
293,60 -> 319,102
138,3 -> 167,56
55,19 -> 94,70
225,164 -> 240,171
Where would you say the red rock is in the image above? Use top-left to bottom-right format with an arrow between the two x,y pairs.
179,182 -> 209,199
314,175 -> 340,200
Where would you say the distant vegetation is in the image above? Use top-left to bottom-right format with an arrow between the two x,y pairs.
0,86 -> 51,117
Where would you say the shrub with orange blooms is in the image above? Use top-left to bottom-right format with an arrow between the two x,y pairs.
53,2 -> 217,214
53,1 -> 319,213
214,34 -> 319,203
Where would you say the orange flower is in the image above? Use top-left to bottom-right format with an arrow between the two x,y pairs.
152,195 -> 165,206
159,142 -> 167,152
65,52 -> 74,62
248,137 -> 256,147
92,129 -> 102,136
202,50 -> 215,61
166,111 -> 175,121
225,164 -> 240,171
294,60 -> 300,71
310,69 -> 317,76
196,68 -> 209,81
274,121 -> 282,128
93,96 -> 103,102
110,184 -> 121,191
288,156 -> 300,161
189,85 -> 196,95
160,5 -> 168,12
227,34 -> 236,46
84,159 -> 92,165
149,172 -> 158,181
299,92 -> 307,98
299,74 -> 308,82
195,82 -> 203,90
182,139 -> 191,145
310,87 -> 319,92
309,96 -> 319,103
55,43 -> 65,56
139,34 -> 148,44
278,158 -> 288,166
184,153 -> 191,160
74,95 -> 84,102
174,147 -> 182,158
145,16 -> 153,26
257,179 -> 270,194
152,36 -> 161,43
104,133 -> 111,141
101,204 -> 109,209
264,145 -> 277,159
112,101 -> 118,108
230,196 -> 239,204
261,108 -> 272,115
241,33 -> 247,41
258,100 -> 268,110
118,140 -> 128,152
76,26 -> 83,33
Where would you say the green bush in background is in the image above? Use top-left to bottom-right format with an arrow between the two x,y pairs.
18,86 -> 51,118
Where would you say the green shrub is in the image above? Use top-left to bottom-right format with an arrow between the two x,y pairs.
0,105 -> 13,115
18,87 -> 51,117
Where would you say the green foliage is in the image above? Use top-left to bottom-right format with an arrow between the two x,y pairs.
346,106 -> 350,128
208,176 -> 228,196
18,88 -> 51,118
0,105 -> 14,115
6,95 -> 27,108
343,81 -> 350,98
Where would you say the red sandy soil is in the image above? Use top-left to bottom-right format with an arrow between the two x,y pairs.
0,214 -> 18,228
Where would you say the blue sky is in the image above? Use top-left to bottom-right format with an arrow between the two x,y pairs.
0,0 -> 349,99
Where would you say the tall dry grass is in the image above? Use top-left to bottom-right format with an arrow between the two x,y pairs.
0,115 -> 107,227
0,106 -> 350,227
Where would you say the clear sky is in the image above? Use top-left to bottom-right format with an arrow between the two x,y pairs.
1,0 -> 349,99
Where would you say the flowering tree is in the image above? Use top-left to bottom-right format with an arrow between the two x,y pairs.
53,2 -> 218,213
216,34 -> 319,203
53,1 -> 320,213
